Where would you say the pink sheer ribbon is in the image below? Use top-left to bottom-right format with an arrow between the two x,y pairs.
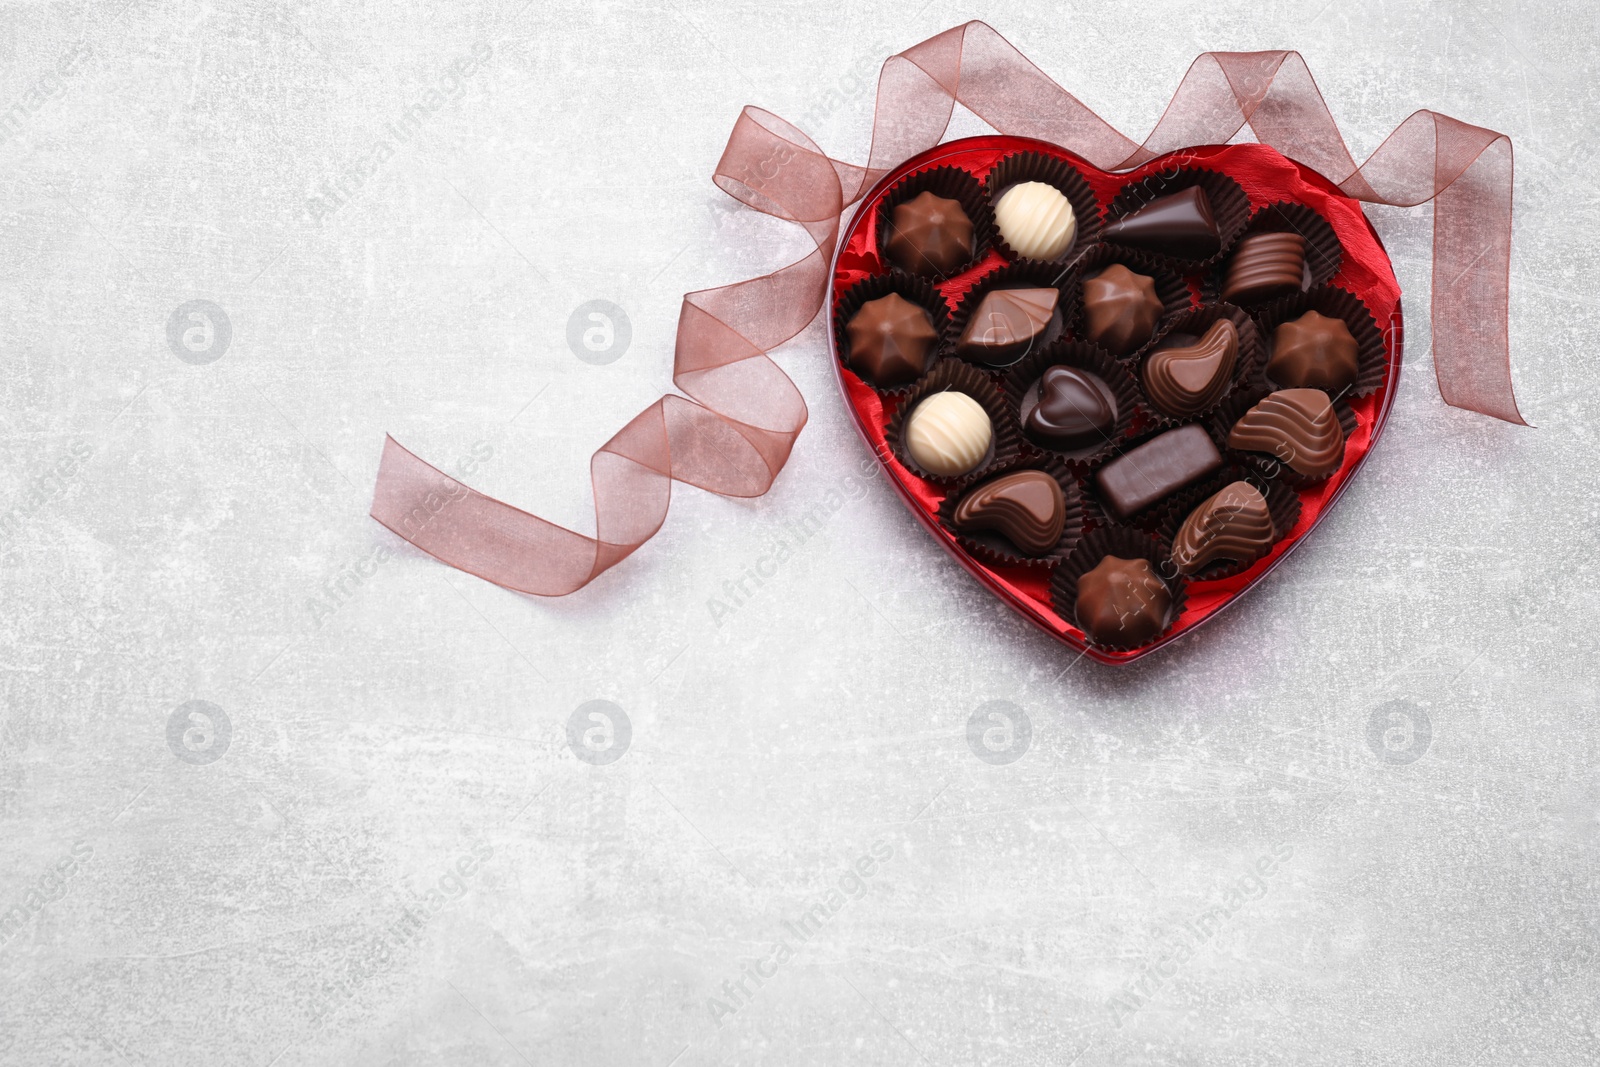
371,21 -> 1523,596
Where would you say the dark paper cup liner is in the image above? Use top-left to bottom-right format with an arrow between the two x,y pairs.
946,259 -> 1081,370
1069,243 -> 1195,361
1002,340 -> 1141,469
1204,200 -> 1343,305
1210,386 -> 1359,488
833,273 -> 951,397
875,165 -> 996,280
1153,467 -> 1301,582
885,360 -> 1022,487
1134,302 -> 1264,428
1254,284 -> 1390,400
1050,525 -> 1189,652
1103,167 -> 1251,270
934,455 -> 1084,567
983,151 -> 1102,264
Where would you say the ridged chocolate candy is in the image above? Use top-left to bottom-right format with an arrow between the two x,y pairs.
1083,264 -> 1163,356
1221,232 -> 1307,304
1102,187 -> 1220,260
1171,481 -> 1275,575
886,191 -> 974,276
992,181 -> 1077,259
952,470 -> 1066,556
1268,310 -> 1360,393
956,287 -> 1059,365
845,293 -> 938,388
1075,555 -> 1172,646
905,391 -> 992,476
1142,319 -> 1238,418
1227,388 -> 1344,478
1025,366 -> 1118,451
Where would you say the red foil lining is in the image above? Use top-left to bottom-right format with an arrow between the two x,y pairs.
370,21 -> 1522,604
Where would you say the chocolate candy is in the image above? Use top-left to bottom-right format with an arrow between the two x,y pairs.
1025,366 -> 1118,451
1227,388 -> 1344,478
1075,555 -> 1172,646
845,293 -> 938,388
886,191 -> 974,276
952,470 -> 1066,556
1268,311 -> 1359,393
1221,232 -> 1307,304
1141,319 -> 1238,418
1102,187 -> 1221,260
905,391 -> 992,476
1082,264 -> 1163,356
992,181 -> 1077,259
1094,425 -> 1222,520
956,287 -> 1059,365
1171,481 -> 1275,575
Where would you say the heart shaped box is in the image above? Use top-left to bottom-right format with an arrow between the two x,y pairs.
828,136 -> 1403,664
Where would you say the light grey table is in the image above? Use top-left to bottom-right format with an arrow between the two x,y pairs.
2,1 -> 1595,1064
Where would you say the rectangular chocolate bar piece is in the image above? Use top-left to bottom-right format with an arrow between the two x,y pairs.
1094,425 -> 1222,520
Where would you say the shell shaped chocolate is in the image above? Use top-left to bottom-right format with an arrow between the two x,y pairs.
886,191 -> 975,276
1171,481 -> 1275,574
1142,319 -> 1238,418
1221,232 -> 1306,304
1227,388 -> 1344,478
952,470 -> 1066,556
905,391 -> 993,476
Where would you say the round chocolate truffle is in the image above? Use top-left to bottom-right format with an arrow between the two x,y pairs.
992,181 -> 1077,260
905,391 -> 992,477
845,293 -> 938,388
885,191 -> 974,276
1075,555 -> 1172,646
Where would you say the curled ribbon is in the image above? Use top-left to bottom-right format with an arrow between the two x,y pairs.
371,21 -> 1523,597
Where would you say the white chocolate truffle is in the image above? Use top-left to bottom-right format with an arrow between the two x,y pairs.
993,181 -> 1077,260
905,391 -> 993,476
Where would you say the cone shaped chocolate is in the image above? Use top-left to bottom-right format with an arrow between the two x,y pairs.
1103,187 -> 1220,260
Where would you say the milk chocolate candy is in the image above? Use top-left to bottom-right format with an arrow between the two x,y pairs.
1025,366 -> 1118,451
1227,389 -> 1344,478
844,293 -> 938,388
1102,187 -> 1220,260
1082,264 -> 1163,356
956,287 -> 1059,365
905,391 -> 993,477
886,191 -> 975,276
1075,555 -> 1172,646
1142,319 -> 1238,418
992,181 -> 1077,260
1170,481 -> 1275,575
1268,311 -> 1360,393
1221,232 -> 1307,304
952,470 -> 1066,556
1094,425 -> 1222,519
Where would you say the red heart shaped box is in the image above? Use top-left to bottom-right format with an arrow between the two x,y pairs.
827,137 -> 1403,664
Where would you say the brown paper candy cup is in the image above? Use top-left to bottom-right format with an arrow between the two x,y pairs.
875,164 -> 996,280
1204,200 -> 1344,306
1134,302 -> 1264,428
1153,467 -> 1301,582
1050,525 -> 1189,652
1103,167 -> 1251,270
1002,340 -> 1141,469
1210,386 -> 1360,488
945,259 -> 1081,370
983,150 -> 1102,264
1254,284 -> 1390,400
934,455 -> 1084,567
1069,243 -> 1195,361
885,360 -> 1022,487
833,273 -> 951,396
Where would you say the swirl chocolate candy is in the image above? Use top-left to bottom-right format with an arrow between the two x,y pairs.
1170,481 -> 1275,575
1268,310 -> 1360,393
905,391 -> 993,476
1025,366 -> 1118,451
1075,555 -> 1172,646
1102,187 -> 1220,260
1227,388 -> 1344,478
952,470 -> 1066,556
992,181 -> 1077,259
1142,319 -> 1238,418
886,191 -> 975,276
1221,232 -> 1307,304
845,293 -> 939,388
1082,264 -> 1163,356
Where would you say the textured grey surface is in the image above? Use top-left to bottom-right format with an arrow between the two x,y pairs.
2,0 -> 1597,1064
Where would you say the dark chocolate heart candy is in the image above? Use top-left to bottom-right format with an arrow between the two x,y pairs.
1026,366 -> 1117,450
